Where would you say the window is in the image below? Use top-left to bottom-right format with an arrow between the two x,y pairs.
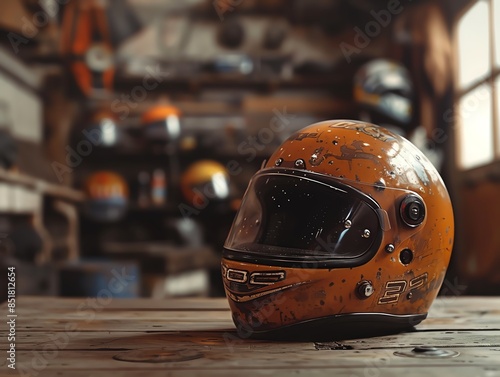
456,0 -> 500,169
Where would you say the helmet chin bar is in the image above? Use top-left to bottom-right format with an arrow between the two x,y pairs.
235,312 -> 428,341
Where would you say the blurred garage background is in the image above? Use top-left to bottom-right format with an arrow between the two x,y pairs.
0,0 -> 498,299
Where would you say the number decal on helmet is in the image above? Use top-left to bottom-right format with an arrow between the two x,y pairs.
378,273 -> 428,305
378,280 -> 407,305
409,273 -> 428,290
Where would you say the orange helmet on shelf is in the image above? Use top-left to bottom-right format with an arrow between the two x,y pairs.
85,110 -> 120,147
221,120 -> 454,339
83,171 -> 129,222
141,104 -> 181,142
181,160 -> 230,209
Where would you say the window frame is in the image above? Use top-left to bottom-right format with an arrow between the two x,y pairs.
454,0 -> 500,172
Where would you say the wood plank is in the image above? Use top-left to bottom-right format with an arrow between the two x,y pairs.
0,169 -> 84,202
5,297 -> 500,332
1,297 -> 499,376
417,318 -> 500,331
10,315 -> 500,333
14,319 -> 234,332
1,330 -> 499,351
1,348 -> 499,372
12,296 -> 230,311
15,309 -> 231,322
9,296 -> 500,313
11,367 -> 500,377
243,96 -> 353,115
428,297 -> 500,314
9,312 -> 500,333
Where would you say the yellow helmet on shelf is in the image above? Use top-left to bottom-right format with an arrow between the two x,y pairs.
181,160 -> 230,209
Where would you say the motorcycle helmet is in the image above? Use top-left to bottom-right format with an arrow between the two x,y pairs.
83,171 -> 129,222
354,59 -> 413,131
141,104 -> 181,142
221,120 -> 453,339
84,110 -> 120,148
181,160 -> 230,210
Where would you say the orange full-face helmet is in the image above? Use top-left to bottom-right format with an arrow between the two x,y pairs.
221,120 -> 454,339
83,171 -> 129,222
141,105 -> 181,142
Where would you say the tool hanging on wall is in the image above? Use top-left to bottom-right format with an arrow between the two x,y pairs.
60,0 -> 142,97
61,0 -> 115,96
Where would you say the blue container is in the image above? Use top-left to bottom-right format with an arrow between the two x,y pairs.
59,259 -> 140,298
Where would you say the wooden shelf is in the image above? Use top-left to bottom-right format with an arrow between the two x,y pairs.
114,73 -> 351,94
0,169 -> 85,202
102,241 -> 219,274
127,203 -> 178,214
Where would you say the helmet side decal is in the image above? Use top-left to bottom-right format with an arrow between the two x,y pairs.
225,282 -> 307,303
332,141 -> 381,166
329,122 -> 397,142
377,273 -> 428,305
223,266 -> 286,285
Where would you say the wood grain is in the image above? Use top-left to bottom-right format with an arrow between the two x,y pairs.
1,296 -> 499,376
6,367 -> 500,377
1,348 -> 499,371
1,330 -> 499,351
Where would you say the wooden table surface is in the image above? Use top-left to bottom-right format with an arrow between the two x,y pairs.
1,296 -> 499,376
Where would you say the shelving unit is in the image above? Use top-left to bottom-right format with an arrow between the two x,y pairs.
0,44 -> 86,274
0,0 -> 365,299
0,169 -> 84,264
0,169 -> 85,203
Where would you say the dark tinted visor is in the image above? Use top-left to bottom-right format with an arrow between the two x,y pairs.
224,170 -> 385,268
